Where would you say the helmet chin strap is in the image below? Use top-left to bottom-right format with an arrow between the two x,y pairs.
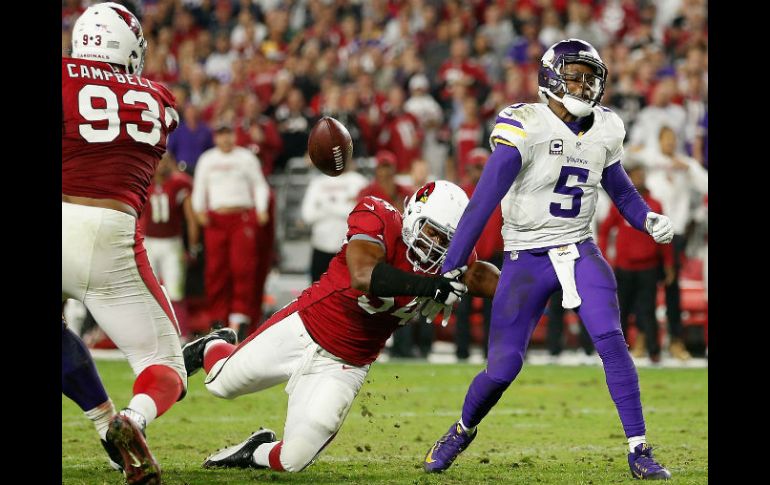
543,89 -> 593,118
561,95 -> 593,117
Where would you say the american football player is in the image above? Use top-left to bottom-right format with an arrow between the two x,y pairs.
422,39 -> 673,480
62,4 -> 197,484
182,181 -> 499,472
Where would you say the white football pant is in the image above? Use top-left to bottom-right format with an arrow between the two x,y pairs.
62,202 -> 186,384
204,311 -> 368,472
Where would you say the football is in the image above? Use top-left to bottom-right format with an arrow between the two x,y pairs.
462,260 -> 501,298
308,116 -> 353,177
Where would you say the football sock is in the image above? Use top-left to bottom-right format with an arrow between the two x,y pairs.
204,341 -> 236,374
85,399 -> 116,440
458,418 -> 476,435
461,371 -> 510,428
593,330 -> 646,438
61,321 -> 110,411
628,435 -> 646,452
253,440 -> 282,469
130,364 -> 184,425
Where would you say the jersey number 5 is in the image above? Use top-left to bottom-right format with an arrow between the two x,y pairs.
77,85 -> 163,145
549,166 -> 589,218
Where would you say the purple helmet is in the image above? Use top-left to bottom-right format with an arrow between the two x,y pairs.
538,39 -> 607,107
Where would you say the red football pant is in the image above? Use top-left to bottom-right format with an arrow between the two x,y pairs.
204,210 -> 259,324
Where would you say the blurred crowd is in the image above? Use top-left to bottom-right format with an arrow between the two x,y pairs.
62,0 -> 708,361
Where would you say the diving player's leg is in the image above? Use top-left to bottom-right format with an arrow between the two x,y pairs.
253,358 -> 368,472
203,312 -> 308,400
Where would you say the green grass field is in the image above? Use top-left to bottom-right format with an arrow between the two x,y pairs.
62,360 -> 707,484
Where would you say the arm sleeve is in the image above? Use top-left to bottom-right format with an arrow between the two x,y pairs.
441,144 -> 522,272
684,157 -> 709,194
600,162 -> 651,233
191,154 -> 208,213
247,153 -> 270,213
300,178 -> 323,224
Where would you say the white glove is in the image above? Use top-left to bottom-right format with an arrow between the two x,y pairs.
432,266 -> 468,306
422,266 -> 469,327
645,212 -> 674,244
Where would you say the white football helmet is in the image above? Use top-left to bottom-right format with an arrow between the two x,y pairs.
402,181 -> 469,274
71,2 -> 147,76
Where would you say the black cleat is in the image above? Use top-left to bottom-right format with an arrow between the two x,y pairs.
182,328 -> 237,376
203,428 -> 277,469
101,438 -> 124,472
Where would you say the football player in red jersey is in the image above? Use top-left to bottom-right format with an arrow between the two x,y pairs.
180,181 -> 500,473
61,4 -> 215,484
139,152 -> 199,340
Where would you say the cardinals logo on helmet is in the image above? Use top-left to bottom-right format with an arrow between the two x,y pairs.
110,5 -> 142,38
415,182 -> 436,203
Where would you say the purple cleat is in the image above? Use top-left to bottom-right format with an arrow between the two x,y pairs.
628,443 -> 672,480
423,421 -> 477,472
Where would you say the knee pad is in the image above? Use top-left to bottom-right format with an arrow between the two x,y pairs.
278,437 -> 319,472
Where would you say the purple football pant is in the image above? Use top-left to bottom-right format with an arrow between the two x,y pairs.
461,239 -> 645,438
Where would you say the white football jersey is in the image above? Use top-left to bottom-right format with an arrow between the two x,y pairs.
489,102 -> 625,250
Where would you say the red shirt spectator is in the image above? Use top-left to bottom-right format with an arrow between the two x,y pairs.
461,149 -> 503,261
599,191 -> 674,271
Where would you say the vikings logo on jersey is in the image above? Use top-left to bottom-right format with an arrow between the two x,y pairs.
415,182 -> 436,203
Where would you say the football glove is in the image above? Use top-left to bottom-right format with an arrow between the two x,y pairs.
645,212 -> 674,244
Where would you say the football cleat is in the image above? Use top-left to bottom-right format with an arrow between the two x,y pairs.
182,327 -> 237,376
203,428 -> 277,469
424,421 -> 477,472
105,414 -> 161,485
101,438 -> 124,472
628,443 -> 672,480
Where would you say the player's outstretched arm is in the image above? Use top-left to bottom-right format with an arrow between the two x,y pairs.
346,239 -> 466,305
441,144 -> 522,273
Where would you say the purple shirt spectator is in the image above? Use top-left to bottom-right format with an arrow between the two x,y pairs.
167,104 -> 215,175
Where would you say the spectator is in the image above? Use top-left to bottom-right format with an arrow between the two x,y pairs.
301,162 -> 368,282
191,121 -> 271,335
404,74 -> 449,179
637,126 -> 708,360
274,88 -> 314,172
628,77 -> 687,154
205,31 -> 238,83
565,0 -> 609,50
452,96 -> 488,185
357,150 -> 412,213
234,94 -> 283,176
377,85 -> 423,174
167,103 -> 215,175
599,164 -> 674,363
478,3 -> 516,59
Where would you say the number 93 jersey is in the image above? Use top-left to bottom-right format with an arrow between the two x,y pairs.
489,103 -> 625,250
62,58 -> 179,214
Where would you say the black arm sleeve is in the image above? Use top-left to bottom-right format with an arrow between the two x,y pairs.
368,262 -> 440,297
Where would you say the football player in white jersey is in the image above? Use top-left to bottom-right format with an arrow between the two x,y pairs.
422,39 -> 674,480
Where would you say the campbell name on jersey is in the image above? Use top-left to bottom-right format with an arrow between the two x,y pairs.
489,102 -> 625,250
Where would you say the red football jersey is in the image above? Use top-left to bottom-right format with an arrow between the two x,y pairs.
139,172 -> 193,238
263,197 -> 423,366
62,57 -> 179,213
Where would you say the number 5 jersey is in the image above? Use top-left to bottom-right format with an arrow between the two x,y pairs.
489,103 -> 626,250
62,57 -> 179,214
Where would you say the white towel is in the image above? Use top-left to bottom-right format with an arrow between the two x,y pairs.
547,244 -> 582,309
